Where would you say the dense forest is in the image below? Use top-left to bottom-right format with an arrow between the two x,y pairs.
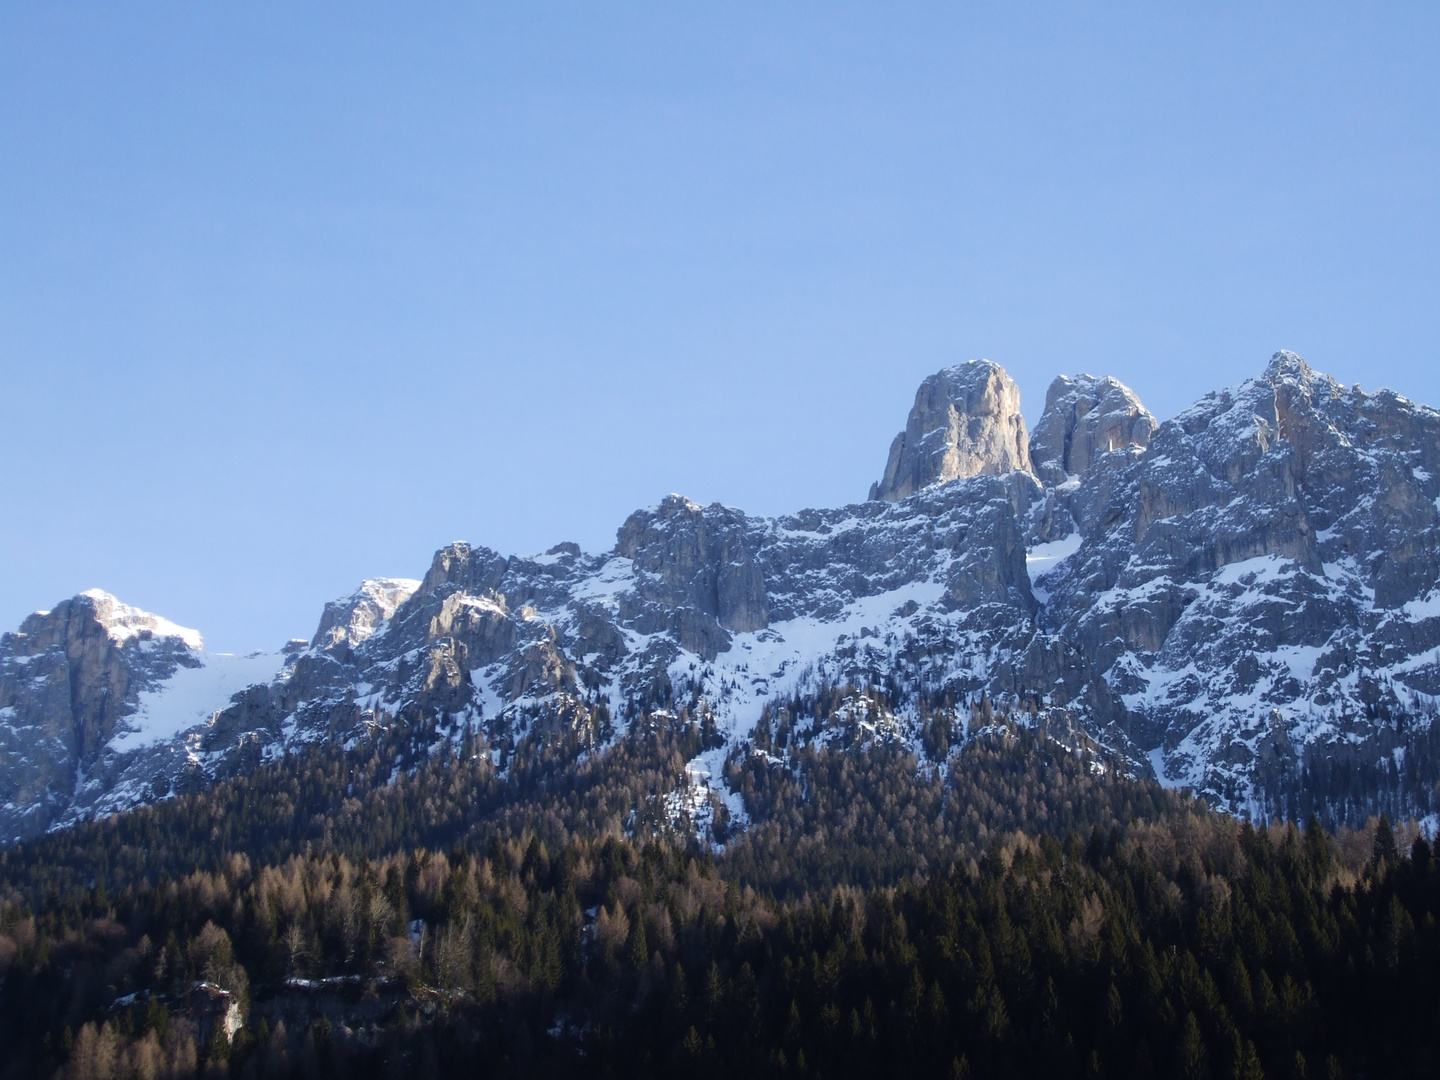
1,699 -> 1437,1078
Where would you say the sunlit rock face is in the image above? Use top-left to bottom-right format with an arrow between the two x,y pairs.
869,360 -> 1032,502
1029,373 -> 1156,487
310,578 -> 421,652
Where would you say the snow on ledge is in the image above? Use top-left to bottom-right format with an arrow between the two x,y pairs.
1026,533 -> 1083,576
81,589 -> 204,650
1027,534 -> 1083,603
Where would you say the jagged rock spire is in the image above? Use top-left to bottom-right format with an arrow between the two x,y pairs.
1264,349 -> 1314,383
869,360 -> 1031,502
1029,374 -> 1156,486
311,578 -> 421,651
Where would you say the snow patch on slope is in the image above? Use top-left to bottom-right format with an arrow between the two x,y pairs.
570,557 -> 636,606
109,651 -> 286,753
691,576 -> 950,742
1146,747 -> 1181,789
671,744 -> 750,845
1027,534 -> 1083,603
1403,589 -> 1440,622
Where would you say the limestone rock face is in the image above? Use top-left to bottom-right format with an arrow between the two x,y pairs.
311,578 -> 421,652
0,592 -> 202,841
1041,351 -> 1440,813
1029,374 -> 1156,486
616,495 -> 769,653
421,542 -> 509,596
870,361 -> 1032,502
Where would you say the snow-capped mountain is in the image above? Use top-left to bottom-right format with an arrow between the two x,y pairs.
0,591 -> 285,839
3,351 -> 1438,843
1042,352 -> 1440,819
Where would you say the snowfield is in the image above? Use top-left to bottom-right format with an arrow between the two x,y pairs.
108,650 -> 286,753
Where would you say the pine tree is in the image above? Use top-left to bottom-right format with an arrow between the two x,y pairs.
1178,1011 -> 1209,1080
1372,815 -> 1397,866
1232,1035 -> 1264,1080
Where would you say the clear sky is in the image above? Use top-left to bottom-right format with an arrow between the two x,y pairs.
3,3 -> 1438,651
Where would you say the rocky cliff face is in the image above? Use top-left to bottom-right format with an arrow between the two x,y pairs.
311,578 -> 420,651
870,360 -> 1032,501
4,351 -> 1438,842
1029,373 -> 1156,486
0,592 -> 205,839
1040,352 -> 1440,817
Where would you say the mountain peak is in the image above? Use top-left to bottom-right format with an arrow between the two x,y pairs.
869,359 -> 1031,502
311,577 -> 421,650
1262,350 -> 1350,400
74,589 -> 203,651
1029,373 -> 1155,485
1264,349 -> 1311,382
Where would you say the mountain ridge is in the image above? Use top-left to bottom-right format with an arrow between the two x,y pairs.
4,350 -> 1438,843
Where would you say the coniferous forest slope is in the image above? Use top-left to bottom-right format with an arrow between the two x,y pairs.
0,704 -> 1437,1079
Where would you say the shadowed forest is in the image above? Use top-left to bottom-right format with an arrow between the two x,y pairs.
1,706 -> 1436,1078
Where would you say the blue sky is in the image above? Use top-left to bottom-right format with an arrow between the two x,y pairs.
3,3 -> 1438,651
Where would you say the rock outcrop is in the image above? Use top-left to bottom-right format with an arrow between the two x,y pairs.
1029,374 -> 1156,486
616,495 -> 769,657
0,592 -> 203,839
869,360 -> 1032,501
311,578 -> 421,651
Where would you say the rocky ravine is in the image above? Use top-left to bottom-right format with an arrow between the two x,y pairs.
3,352 -> 1438,843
